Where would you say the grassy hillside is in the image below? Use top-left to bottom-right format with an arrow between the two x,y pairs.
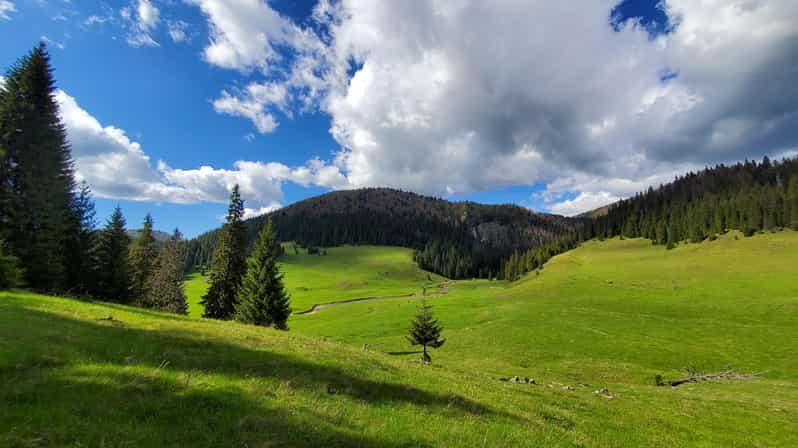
186,245 -> 443,315
295,231 -> 798,376
3,232 -> 797,446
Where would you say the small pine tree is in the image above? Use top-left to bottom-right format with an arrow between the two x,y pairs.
202,185 -> 248,319
407,298 -> 445,363
128,213 -> 158,303
235,219 -> 292,329
95,206 -> 130,302
146,229 -> 188,314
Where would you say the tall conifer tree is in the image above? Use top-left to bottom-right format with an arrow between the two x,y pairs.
128,213 -> 157,302
64,181 -> 97,295
146,229 -> 188,314
95,206 -> 130,302
235,219 -> 291,329
0,43 -> 76,291
202,185 -> 247,319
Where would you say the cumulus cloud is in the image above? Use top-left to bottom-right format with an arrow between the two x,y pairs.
187,0 -> 798,216
0,0 -> 15,21
212,82 -> 288,133
188,0 -> 302,72
55,89 -> 346,210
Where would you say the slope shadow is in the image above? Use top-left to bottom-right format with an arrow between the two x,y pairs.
1,303 -> 520,447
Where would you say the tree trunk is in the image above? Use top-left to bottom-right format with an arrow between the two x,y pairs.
422,345 -> 431,363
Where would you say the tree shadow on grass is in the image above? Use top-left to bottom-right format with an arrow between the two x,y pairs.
1,303 -> 521,447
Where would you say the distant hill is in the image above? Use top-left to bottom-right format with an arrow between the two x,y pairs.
577,204 -> 611,218
127,229 -> 171,243
186,188 -> 586,278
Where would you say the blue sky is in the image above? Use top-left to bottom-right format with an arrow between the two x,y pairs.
2,0 -> 796,236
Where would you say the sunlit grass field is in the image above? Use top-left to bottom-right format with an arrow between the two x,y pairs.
185,244 -> 443,314
2,231 -> 797,446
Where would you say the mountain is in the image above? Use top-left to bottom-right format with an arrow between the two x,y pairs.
186,188 -> 586,279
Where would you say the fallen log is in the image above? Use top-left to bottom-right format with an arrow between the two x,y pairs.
656,370 -> 766,387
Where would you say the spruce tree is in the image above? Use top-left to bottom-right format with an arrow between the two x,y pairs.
788,176 -> 798,230
0,239 -> 23,290
146,229 -> 188,314
0,43 -> 76,291
407,298 -> 445,363
64,181 -> 97,295
95,206 -> 130,302
235,219 -> 291,329
128,213 -> 158,303
202,185 -> 247,319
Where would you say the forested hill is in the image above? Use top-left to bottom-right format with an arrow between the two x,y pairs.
592,156 -> 798,243
185,188 -> 585,278
498,156 -> 798,281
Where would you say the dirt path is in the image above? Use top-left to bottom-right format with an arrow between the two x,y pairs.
294,293 -> 418,315
294,281 -> 453,315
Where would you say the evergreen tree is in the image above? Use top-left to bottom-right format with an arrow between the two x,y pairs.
64,181 -> 97,295
0,239 -> 23,290
95,206 -> 130,302
788,176 -> 798,230
128,213 -> 157,303
406,298 -> 445,363
0,43 -> 76,291
146,229 -> 188,314
235,219 -> 292,329
202,185 -> 247,319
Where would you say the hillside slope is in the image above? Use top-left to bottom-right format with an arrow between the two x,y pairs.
3,232 -> 797,446
186,188 -> 583,278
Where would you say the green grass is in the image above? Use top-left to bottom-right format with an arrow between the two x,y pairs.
184,272 -> 208,318
2,231 -> 798,446
186,245 -> 443,314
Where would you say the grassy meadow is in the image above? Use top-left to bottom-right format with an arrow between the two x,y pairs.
185,244 -> 443,315
3,231 -> 798,446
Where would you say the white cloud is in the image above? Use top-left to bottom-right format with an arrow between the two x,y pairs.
189,0 -> 300,72
137,0 -> 159,31
547,192 -> 621,217
84,14 -> 111,26
121,0 -> 161,47
41,35 -> 66,50
212,82 -> 287,133
55,89 -> 346,211
0,0 -> 15,21
167,20 -> 189,42
188,0 -> 798,210
243,203 -> 281,219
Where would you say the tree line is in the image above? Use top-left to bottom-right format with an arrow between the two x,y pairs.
498,156 -> 798,281
0,44 -> 188,314
0,44 -> 292,329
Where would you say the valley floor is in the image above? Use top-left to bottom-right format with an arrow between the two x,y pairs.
3,231 -> 798,446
